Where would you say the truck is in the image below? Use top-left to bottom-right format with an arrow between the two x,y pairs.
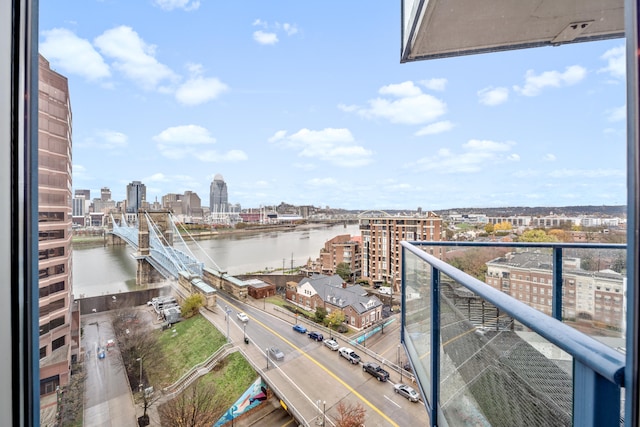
362,362 -> 389,381
338,347 -> 361,364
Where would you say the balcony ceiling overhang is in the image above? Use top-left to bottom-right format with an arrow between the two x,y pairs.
401,0 -> 624,62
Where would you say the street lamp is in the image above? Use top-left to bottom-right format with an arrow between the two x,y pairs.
136,357 -> 143,392
398,345 -> 403,382
225,306 -> 231,342
323,400 -> 326,427
329,321 -> 332,340
266,347 -> 269,369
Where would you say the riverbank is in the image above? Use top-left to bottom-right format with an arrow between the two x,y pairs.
72,221 -> 353,246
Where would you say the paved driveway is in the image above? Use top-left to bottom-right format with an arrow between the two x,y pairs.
82,312 -> 137,427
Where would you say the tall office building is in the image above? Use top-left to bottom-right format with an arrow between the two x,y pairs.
100,186 -> 111,201
126,180 -> 146,213
209,173 -> 229,213
359,212 -> 444,290
74,189 -> 90,200
38,55 -> 77,405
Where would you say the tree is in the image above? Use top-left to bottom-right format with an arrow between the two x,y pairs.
494,221 -> 513,232
334,401 -> 366,427
315,306 -> 328,323
336,262 -> 351,281
519,229 -> 558,242
484,223 -> 495,234
181,293 -> 206,319
325,310 -> 345,328
55,365 -> 86,426
158,380 -> 224,427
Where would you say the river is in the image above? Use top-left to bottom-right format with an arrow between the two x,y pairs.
73,223 -> 360,298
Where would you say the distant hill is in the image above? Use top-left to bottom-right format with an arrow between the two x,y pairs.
433,205 -> 626,218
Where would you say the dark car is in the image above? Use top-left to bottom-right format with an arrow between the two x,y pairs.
363,362 -> 390,381
293,324 -> 307,334
308,331 -> 324,341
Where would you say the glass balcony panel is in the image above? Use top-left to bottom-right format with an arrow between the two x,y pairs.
438,271 -> 574,427
404,249 -> 432,403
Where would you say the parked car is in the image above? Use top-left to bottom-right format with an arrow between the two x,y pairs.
379,287 -> 392,295
237,312 -> 249,322
338,347 -> 361,364
293,324 -> 307,334
362,362 -> 389,381
106,339 -> 115,348
268,346 -> 284,361
308,331 -> 324,341
98,348 -> 106,359
394,383 -> 420,402
323,339 -> 339,351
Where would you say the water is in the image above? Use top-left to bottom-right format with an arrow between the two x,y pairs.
73,223 -> 360,298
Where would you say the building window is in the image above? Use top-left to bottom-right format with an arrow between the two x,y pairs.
40,376 -> 60,396
51,336 -> 65,351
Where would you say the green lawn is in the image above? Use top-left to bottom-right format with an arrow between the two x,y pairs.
200,352 -> 257,403
151,314 -> 228,386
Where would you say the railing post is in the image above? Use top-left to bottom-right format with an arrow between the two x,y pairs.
552,247 -> 563,321
573,359 -> 621,427
431,266 -> 440,426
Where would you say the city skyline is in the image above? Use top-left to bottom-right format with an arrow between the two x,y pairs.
40,1 -> 626,210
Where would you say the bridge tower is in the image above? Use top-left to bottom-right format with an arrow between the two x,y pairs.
137,210 -> 174,285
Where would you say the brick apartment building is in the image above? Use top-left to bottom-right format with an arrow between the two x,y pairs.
303,234 -> 362,278
485,251 -> 625,328
359,212 -> 445,291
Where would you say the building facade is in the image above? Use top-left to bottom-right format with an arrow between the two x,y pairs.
38,55 -> 77,401
285,275 -> 383,330
359,212 -> 445,290
209,173 -> 228,213
485,251 -> 625,328
126,180 -> 146,213
305,234 -> 362,278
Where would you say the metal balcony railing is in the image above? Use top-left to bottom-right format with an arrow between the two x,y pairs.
401,241 -> 626,427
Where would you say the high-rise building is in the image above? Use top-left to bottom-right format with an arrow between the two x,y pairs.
100,186 -> 111,202
359,211 -> 445,290
74,189 -> 90,200
209,173 -> 228,213
126,180 -> 146,213
38,55 -> 77,407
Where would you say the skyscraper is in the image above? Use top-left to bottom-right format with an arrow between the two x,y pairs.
38,54 -> 77,409
126,180 -> 146,213
209,173 -> 229,213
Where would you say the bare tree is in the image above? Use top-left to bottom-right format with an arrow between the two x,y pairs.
158,380 -> 224,427
55,365 -> 86,426
334,401 -> 366,427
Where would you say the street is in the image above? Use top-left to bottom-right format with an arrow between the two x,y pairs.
82,312 -> 137,427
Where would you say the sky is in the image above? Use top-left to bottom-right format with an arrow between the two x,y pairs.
39,1 -> 627,211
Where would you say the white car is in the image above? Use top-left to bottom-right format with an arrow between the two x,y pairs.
323,339 -> 339,351
236,312 -> 249,322
379,287 -> 392,295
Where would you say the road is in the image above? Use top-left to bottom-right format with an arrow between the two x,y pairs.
217,295 -> 429,427
82,312 -> 137,427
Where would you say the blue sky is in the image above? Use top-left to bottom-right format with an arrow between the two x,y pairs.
39,1 -> 627,211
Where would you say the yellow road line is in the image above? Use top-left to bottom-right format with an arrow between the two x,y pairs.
225,301 -> 399,427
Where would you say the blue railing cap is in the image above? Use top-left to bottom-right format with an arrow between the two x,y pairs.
401,241 -> 626,385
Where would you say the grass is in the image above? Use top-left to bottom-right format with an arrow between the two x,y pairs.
199,352 -> 257,406
151,314 -> 228,386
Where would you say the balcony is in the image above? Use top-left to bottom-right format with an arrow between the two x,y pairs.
401,241 -> 626,427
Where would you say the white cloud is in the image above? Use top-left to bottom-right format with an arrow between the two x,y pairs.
478,87 -> 509,106
544,154 -> 557,162
410,139 -> 517,173
176,76 -> 229,105
77,129 -> 128,149
513,65 -> 587,96
94,26 -> 178,91
253,31 -> 279,45
154,125 -> 215,144
337,104 -> 358,113
270,128 -> 373,167
599,46 -> 625,79
153,0 -> 200,11
415,121 -> 453,136
40,28 -> 110,81
281,23 -> 299,36
420,78 -> 447,91
606,105 -> 626,122
153,125 -> 247,162
354,81 -> 447,125
548,168 -> 625,178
